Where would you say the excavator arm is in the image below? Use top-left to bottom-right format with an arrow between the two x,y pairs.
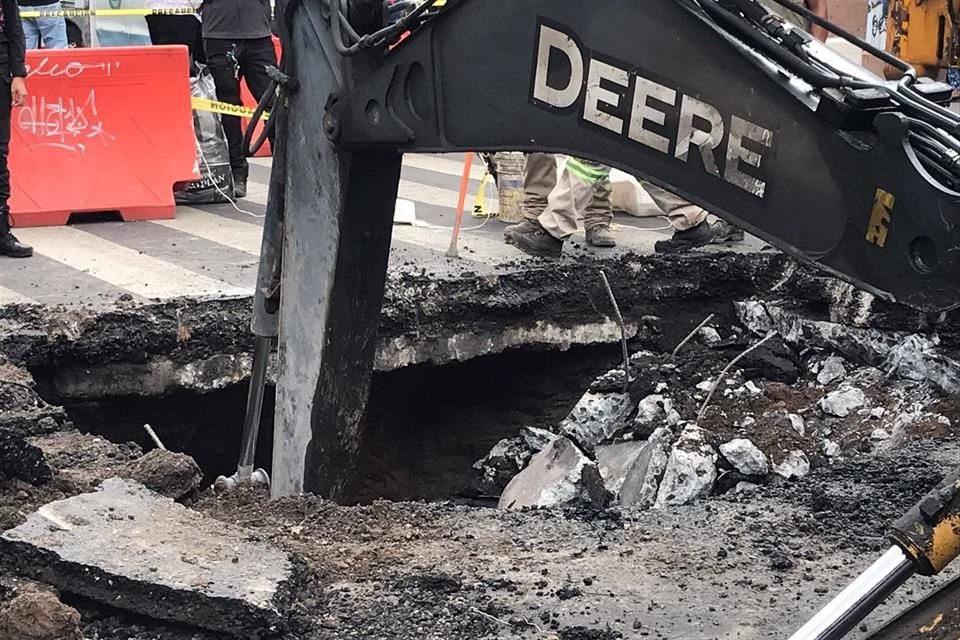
243,1 -> 960,637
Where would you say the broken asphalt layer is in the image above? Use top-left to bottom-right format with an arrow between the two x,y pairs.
1,250 -> 809,400
0,478 -> 303,639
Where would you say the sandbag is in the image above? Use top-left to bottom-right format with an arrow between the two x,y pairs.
175,65 -> 234,205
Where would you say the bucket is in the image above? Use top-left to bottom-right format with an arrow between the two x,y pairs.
494,152 -> 525,223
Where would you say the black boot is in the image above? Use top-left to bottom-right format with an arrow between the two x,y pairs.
0,212 -> 32,258
232,168 -> 248,200
510,225 -> 563,258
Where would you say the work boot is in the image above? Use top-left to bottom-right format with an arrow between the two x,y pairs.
0,212 -> 31,258
503,219 -> 541,245
510,226 -> 563,258
586,225 -> 616,248
710,219 -> 745,244
654,219 -> 743,254
233,169 -> 248,200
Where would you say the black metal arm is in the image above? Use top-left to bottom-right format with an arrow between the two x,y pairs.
324,0 -> 960,312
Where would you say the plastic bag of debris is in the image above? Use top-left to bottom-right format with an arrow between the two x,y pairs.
175,64 -> 234,205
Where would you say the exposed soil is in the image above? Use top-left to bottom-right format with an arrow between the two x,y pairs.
1,250 -> 960,638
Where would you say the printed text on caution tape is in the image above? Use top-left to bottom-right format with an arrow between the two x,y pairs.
192,97 -> 270,120
20,7 -> 197,17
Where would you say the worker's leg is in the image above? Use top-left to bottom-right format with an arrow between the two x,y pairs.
204,38 -> 246,194
581,159 -> 616,248
0,82 -> 31,258
21,18 -> 40,50
233,36 -> 278,198
33,5 -> 68,49
522,153 -> 557,221
538,158 -> 601,240
504,153 -> 557,240
643,182 -> 744,253
509,157 -> 602,258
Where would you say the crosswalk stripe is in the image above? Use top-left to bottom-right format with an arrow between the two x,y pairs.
0,285 -> 38,305
401,154 -> 487,180
12,227 -> 250,300
158,207 -> 264,255
391,224 -> 522,263
397,179 -> 470,210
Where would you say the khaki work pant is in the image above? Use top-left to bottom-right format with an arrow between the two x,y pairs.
522,153 -> 707,238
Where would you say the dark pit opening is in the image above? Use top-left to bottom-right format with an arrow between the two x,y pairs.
39,344 -> 624,505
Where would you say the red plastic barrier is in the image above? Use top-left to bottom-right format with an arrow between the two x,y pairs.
240,36 -> 282,158
11,46 -> 198,227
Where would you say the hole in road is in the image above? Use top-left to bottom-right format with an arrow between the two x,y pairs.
37,345 -> 623,506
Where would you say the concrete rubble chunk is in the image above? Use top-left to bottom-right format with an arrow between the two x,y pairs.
0,478 -> 301,638
474,437 -> 530,492
788,414 -> 805,437
635,394 -> 673,438
619,427 -> 675,509
816,355 -> 847,386
560,391 -> 634,451
596,441 -> 647,497
499,437 -> 611,510
474,428 -> 558,492
698,327 -> 721,346
870,428 -> 890,441
0,426 -> 51,485
122,449 -> 203,500
0,585 -> 81,640
818,386 -> 866,418
773,450 -> 811,479
735,300 -> 960,395
822,440 -> 841,457
719,439 -> 769,476
654,425 -> 718,508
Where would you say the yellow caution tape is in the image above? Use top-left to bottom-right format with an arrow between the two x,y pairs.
20,6 -> 197,17
191,96 -> 270,120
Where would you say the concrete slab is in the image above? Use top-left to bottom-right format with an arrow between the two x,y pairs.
1,478 -> 301,638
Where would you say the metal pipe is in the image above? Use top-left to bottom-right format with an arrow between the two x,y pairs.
236,335 -> 272,479
788,547 -> 915,640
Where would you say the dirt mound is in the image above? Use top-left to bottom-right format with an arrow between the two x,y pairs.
122,449 -> 203,500
0,585 -> 81,640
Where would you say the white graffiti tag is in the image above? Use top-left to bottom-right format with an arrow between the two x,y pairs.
16,89 -> 116,155
26,57 -> 121,79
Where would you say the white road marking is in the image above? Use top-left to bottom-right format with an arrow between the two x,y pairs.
0,285 -> 38,305
13,227 -> 250,299
158,207 -> 264,255
402,153 -> 488,180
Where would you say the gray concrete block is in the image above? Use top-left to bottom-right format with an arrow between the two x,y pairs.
1,478 -> 303,638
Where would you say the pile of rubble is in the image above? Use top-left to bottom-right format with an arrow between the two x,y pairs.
476,299 -> 957,511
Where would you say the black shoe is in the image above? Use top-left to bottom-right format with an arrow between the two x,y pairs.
503,219 -> 541,245
0,231 -> 32,258
233,174 -> 247,199
655,219 -> 744,254
586,225 -> 616,248
511,227 -> 563,258
709,220 -> 744,244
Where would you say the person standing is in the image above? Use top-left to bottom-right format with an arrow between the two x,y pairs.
145,0 -> 204,70
18,0 -> 67,49
504,155 -> 617,258
0,0 -> 30,257
202,0 -> 277,198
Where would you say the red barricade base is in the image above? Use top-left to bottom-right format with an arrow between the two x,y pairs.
11,46 -> 198,227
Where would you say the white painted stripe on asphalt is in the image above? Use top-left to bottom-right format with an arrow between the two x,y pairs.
391,224 -> 522,263
402,154 -> 487,180
398,179 -> 476,210
157,207 -> 264,255
0,285 -> 38,305
12,227 -> 250,299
